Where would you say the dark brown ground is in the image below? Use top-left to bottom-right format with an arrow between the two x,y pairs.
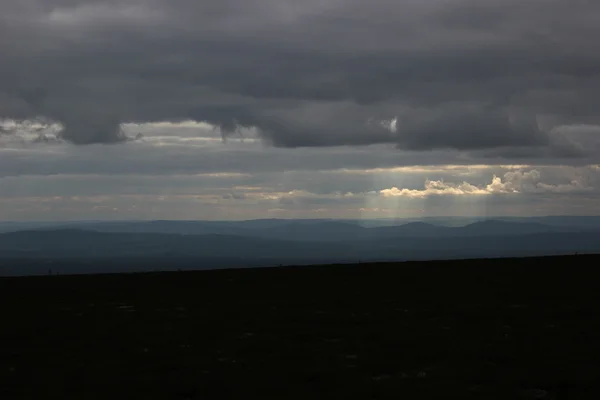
2,255 -> 600,399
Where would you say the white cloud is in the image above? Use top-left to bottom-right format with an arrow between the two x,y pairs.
485,170 -> 542,194
380,169 -> 592,198
381,180 -> 489,198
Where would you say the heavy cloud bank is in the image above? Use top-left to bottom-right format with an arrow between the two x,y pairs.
1,0 -> 600,159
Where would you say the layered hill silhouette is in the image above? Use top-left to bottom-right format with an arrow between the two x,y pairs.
1,218 -> 599,275
3,218 -> 593,239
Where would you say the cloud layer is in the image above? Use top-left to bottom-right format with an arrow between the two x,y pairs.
3,1 -> 600,221
1,0 -> 600,158
380,169 -> 592,199
2,124 -> 600,220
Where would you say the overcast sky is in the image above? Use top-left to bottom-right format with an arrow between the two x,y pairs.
1,0 -> 600,220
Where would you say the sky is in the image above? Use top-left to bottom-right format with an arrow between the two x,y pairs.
1,0 -> 600,221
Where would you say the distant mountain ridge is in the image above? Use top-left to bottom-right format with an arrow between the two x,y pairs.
0,218 -> 591,241
3,216 -> 600,234
1,222 -> 599,272
2,217 -> 600,276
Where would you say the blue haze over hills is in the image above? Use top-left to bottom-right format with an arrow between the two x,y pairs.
1,216 -> 600,276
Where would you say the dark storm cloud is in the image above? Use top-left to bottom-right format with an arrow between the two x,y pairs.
1,0 -> 600,154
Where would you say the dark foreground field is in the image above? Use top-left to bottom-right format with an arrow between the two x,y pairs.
2,255 -> 600,399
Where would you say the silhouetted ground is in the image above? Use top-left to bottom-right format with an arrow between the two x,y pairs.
2,255 -> 600,399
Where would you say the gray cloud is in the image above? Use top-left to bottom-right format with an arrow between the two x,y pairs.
1,0 -> 600,157
2,164 -> 599,220
4,138 -> 598,180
